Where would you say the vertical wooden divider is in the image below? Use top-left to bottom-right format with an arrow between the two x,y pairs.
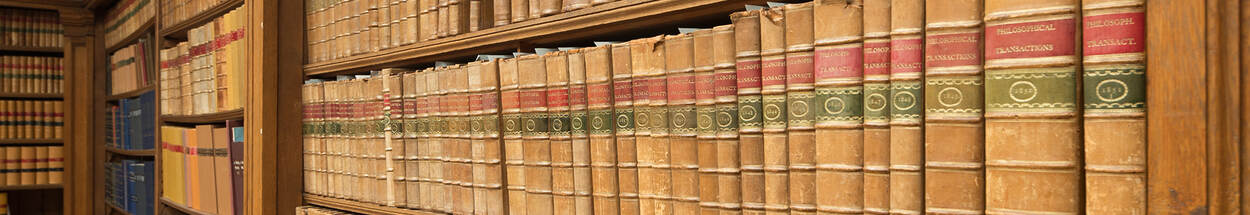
61,8 -> 94,215
249,0 -> 308,214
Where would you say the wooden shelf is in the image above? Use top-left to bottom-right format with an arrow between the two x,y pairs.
161,109 -> 244,124
0,45 -> 63,54
105,147 -> 156,157
108,202 -> 132,215
0,92 -> 62,99
304,0 -> 774,76
0,139 -> 62,144
303,194 -> 444,215
105,18 -> 155,53
159,0 -> 245,41
106,85 -> 155,101
160,197 -> 212,215
0,183 -> 62,191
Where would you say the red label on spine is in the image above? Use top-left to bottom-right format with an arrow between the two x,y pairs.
815,46 -> 864,79
786,54 -> 815,84
481,93 -> 499,110
415,97 -> 427,114
890,38 -> 924,74
613,81 -> 633,103
501,91 -> 520,109
714,72 -> 737,97
864,41 -> 891,76
548,88 -> 570,108
1083,12 -> 1145,56
517,90 -> 545,109
632,79 -> 649,102
695,73 -> 716,100
404,99 -> 417,115
649,77 -> 668,101
761,58 -> 787,87
736,60 -> 762,89
667,74 -> 696,101
469,94 -> 484,112
570,86 -> 587,107
986,18 -> 1077,60
925,32 -> 982,67
588,83 -> 613,105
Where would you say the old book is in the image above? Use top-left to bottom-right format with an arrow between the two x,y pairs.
861,0 -> 891,214
17,147 -> 32,185
632,36 -> 672,215
34,146 -> 45,184
538,0 -> 560,16
546,51 -> 577,215
711,24 -> 741,215
500,57 -> 528,215
387,69 -> 410,207
474,59 -> 507,215
457,66 -> 476,214
568,49 -> 595,214
922,0 -> 985,214
48,146 -> 62,184
666,32 -> 700,215
450,0 -> 471,35
511,0 -> 529,23
212,127 -> 234,214
305,81 -> 326,196
527,0 -> 541,20
421,0 -> 437,41
812,0 -> 866,214
984,0 -> 1082,214
759,5 -> 790,215
611,42 -> 641,215
730,8 -> 766,215
782,3 -> 817,215
428,69 -> 448,211
520,54 -> 554,215
403,71 -> 422,209
4,144 -> 16,185
888,0 -> 924,214
692,28 -> 720,215
1081,0 -> 1145,214
494,0 -> 511,26
585,45 -> 620,215
563,0 -> 590,12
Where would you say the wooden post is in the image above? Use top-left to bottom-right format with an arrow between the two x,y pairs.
58,8 -> 95,215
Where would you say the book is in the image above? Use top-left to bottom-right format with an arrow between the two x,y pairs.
0,9 -> 62,48
476,59 -> 507,215
0,56 -> 63,94
194,125 -> 218,211
49,145 -> 63,184
538,0 -> 559,16
103,0 -> 154,48
889,0 -> 924,214
0,100 -> 63,140
629,36 -> 665,215
812,0 -> 865,214
711,24 -> 741,215
861,0 -> 891,213
228,120 -> 244,215
610,42 -> 640,215
984,0 -> 1082,213
519,53 -> 553,215
566,49 -> 595,215
665,32 -> 700,215
782,3 -> 817,215
499,57 -> 528,215
585,44 -> 620,215
1081,0 -> 1145,214
159,0 -> 233,29
494,0 -> 512,26
303,81 -> 325,196
730,8 -> 766,215
511,0 -> 529,23
212,126 -> 235,215
161,126 -> 187,204
546,50 -> 576,215
17,146 -> 32,185
759,4 -> 790,215
692,28 -> 720,215
452,66 -> 475,214
922,0 -> 985,213
403,71 -> 422,209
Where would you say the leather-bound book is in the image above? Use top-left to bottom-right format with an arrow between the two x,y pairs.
429,68 -> 449,211
403,71 -> 421,208
811,1 -> 865,214
984,0 -> 1081,213
528,0 -> 541,19
538,0 -> 560,16
691,28 -> 720,215
888,0 -> 924,214
450,0 -> 471,36
563,0 -> 589,12
860,0 -> 891,213
782,3 -> 817,215
1081,0 -> 1145,213
472,0 -> 495,31
384,69 -> 409,207
547,51 -> 577,215
34,146 -> 45,184
511,0 -> 529,23
645,35 -> 676,215
711,24 -> 741,215
456,66 -> 476,214
437,0 -> 450,38
304,81 -> 325,195
586,45 -> 620,215
493,0 -> 511,26
665,32 -> 700,215
500,57 -> 528,215
759,5 -> 790,215
628,38 -> 655,215
421,0 -> 437,41
611,42 -> 641,215
412,70 -> 432,209
922,0 -> 984,213
48,146 -> 62,184
591,0 -> 613,6
476,59 -> 507,215
730,9 -> 766,215
520,53 -> 554,215
567,49 -> 595,214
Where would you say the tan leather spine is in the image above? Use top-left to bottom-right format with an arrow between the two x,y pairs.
649,35 -> 674,215
449,0 -> 471,35
469,62 -> 487,213
500,57 -> 528,215
888,0 -> 924,214
437,0 -> 449,38
437,68 -> 453,212
586,45 -> 621,215
711,24 -> 742,215
538,0 -> 558,16
520,54 -> 554,215
483,60 -> 507,215
759,6 -> 790,215
611,42 -> 641,215
511,0 -> 529,23
666,33 -> 700,215
547,51 -> 577,215
730,9 -> 766,215
563,0 -> 590,12
811,0 -> 865,214
1081,0 -> 1144,214
983,0 -> 1082,214
692,28 -> 720,215
783,3 -> 816,215
860,0 -> 891,212
461,66 -> 479,214
566,49 -> 595,215
494,0 -> 511,26
401,62 -> 419,210
629,37 -> 657,215
386,69 -> 409,208
922,0 -> 986,214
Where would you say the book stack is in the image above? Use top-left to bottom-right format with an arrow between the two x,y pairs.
102,0 -> 155,48
159,7 -> 247,116
109,39 -> 156,95
159,122 -> 245,215
0,8 -> 63,48
106,91 -> 155,150
0,144 -> 63,185
159,0 -> 230,29
0,55 -> 63,94
0,100 -> 64,140
300,0 -> 1150,213
104,158 -> 154,215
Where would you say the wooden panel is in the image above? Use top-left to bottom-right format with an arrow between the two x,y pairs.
1146,0 -> 1210,213
1206,0 -> 1242,213
1242,0 -> 1250,211
65,8 -> 99,215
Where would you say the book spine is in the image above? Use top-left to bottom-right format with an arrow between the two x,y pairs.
646,35 -> 675,215
611,42 -> 640,215
1081,0 -> 1145,214
500,58 -> 528,215
511,0 -> 528,23
888,0 -> 924,214
403,72 -> 421,209
520,55 -> 554,215
759,6 -> 790,215
782,4 -> 817,215
812,1 -> 866,214
481,61 -> 507,215
48,145 -> 62,184
731,10 -> 765,215
711,24 -> 741,215
563,0 -> 590,12
586,45 -> 620,215
666,33 -> 700,215
861,0 -> 891,213
692,29 -> 720,215
628,38 -> 653,215
304,83 -> 318,195
386,70 -> 406,207
494,0 -> 511,26
546,51 -> 576,215
922,0 -> 985,214
456,67 -> 475,214
983,0 -> 1081,213
538,0 -> 559,16
568,50 -> 594,215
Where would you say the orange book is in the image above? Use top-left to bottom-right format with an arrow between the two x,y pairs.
195,125 -> 218,212
1082,0 -> 1146,214
861,0 -> 892,214
692,28 -> 720,215
711,24 -> 741,215
610,42 -> 640,215
184,127 -> 200,209
888,0 -> 924,214
212,127 -> 234,214
519,53 -> 553,215
499,57 -> 528,215
585,44 -> 620,215
665,32 -> 700,215
730,8 -> 766,215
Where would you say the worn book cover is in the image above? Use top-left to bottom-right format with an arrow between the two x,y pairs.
730,9 -> 766,215
611,42 -> 641,215
923,0 -> 985,214
812,0 -> 866,213
888,0 -> 924,214
499,57 -> 529,215
692,28 -> 720,215
711,24 -> 741,215
546,50 -> 577,215
585,45 -> 620,215
665,32 -> 700,215
519,54 -> 554,215
782,3 -> 817,215
759,5 -> 790,215
1081,0 -> 1145,214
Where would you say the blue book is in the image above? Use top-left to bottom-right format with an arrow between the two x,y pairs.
117,101 -> 128,150
139,92 -> 156,150
128,160 -> 154,215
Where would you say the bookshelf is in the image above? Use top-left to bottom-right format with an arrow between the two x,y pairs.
0,184 -> 63,191
0,139 -> 62,144
0,92 -> 63,99
106,85 -> 155,101
159,197 -> 214,215
161,109 -> 245,124
105,18 -> 155,53
0,45 -> 63,54
105,147 -> 156,157
303,195 -> 443,215
158,0 -> 245,41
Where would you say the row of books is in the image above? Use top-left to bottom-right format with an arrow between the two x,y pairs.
0,145 -> 63,186
104,158 -> 154,215
0,8 -> 63,48
0,56 -> 63,94
159,7 -> 247,116
109,39 -> 156,95
304,0 -> 618,63
106,92 -> 155,150
296,205 -> 351,215
0,100 -> 63,140
159,0 -> 233,29
301,0 -> 1147,213
103,0 -> 155,49
160,123 -> 245,215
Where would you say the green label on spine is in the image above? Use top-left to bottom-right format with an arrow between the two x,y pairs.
738,95 -> 763,131
1083,65 -> 1145,113
570,112 -> 587,136
651,107 -> 669,134
715,104 -> 739,132
697,106 -> 717,136
550,112 -> 571,135
787,91 -> 815,128
762,94 -> 788,130
482,115 -> 499,133
502,114 -> 522,136
589,109 -> 614,135
815,86 -> 863,123
470,116 -> 484,136
986,67 -> 1077,113
890,81 -> 923,122
634,107 -> 650,134
863,83 -> 890,123
615,108 -> 635,133
925,76 -> 983,118
523,113 -> 549,137
670,105 -> 698,135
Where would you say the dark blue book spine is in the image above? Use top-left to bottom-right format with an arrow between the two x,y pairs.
140,92 -> 156,150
